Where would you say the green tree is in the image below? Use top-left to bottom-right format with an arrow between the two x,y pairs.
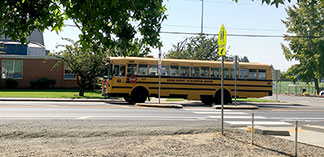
165,35 -> 219,60
54,39 -> 107,96
0,0 -> 294,52
281,0 -> 324,94
0,0 -> 166,56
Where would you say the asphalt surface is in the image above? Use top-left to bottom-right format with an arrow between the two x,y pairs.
0,98 -> 324,127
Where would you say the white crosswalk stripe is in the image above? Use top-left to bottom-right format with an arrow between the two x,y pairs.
208,116 -> 267,119
188,109 -> 292,126
194,111 -> 248,115
225,121 -> 291,125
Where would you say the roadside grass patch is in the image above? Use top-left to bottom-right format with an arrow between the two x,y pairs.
0,89 -> 103,99
166,98 -> 186,101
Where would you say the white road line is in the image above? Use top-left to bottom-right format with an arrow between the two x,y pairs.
270,117 -> 324,120
0,115 -> 207,119
193,112 -> 248,115
77,116 -> 91,119
183,109 -> 232,111
225,121 -> 292,125
208,116 -> 267,119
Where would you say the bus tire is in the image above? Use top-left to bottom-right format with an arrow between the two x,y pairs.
131,87 -> 148,104
214,89 -> 231,105
124,96 -> 133,104
201,96 -> 213,106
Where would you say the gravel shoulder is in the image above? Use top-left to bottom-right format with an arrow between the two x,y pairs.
0,120 -> 323,157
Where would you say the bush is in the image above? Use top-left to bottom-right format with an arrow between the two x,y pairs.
30,78 -> 56,89
4,78 -> 18,89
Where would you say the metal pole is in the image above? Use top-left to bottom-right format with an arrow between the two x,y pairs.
221,55 -> 224,135
201,0 -> 204,34
276,80 -> 278,101
158,50 -> 161,104
251,113 -> 254,146
234,56 -> 238,105
295,121 -> 298,157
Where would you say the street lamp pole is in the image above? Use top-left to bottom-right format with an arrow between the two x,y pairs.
201,0 -> 204,34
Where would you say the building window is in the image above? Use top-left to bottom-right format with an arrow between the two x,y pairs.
64,65 -> 76,79
1,60 -> 23,79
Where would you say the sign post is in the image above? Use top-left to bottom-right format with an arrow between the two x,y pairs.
234,55 -> 239,105
158,50 -> 162,104
272,70 -> 280,101
218,24 -> 227,135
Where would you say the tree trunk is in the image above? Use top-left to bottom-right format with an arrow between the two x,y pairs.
79,87 -> 85,96
314,78 -> 320,95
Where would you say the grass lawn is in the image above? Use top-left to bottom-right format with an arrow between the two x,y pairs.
275,81 -> 324,95
0,89 -> 103,99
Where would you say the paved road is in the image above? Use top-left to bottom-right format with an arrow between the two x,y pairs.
0,100 -> 324,127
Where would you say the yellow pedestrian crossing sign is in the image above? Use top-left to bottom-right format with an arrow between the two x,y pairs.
218,24 -> 227,56
219,46 -> 226,56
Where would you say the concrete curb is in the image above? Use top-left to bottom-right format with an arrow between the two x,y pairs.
0,98 -> 121,103
135,103 -> 183,109
213,105 -> 258,109
247,126 -> 290,136
302,125 -> 324,133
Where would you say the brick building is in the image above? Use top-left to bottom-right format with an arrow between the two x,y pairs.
0,55 -> 78,88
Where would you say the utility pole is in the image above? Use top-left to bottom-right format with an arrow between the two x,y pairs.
201,0 -> 204,34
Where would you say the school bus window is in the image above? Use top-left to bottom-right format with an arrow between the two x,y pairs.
211,67 -> 220,78
201,67 -> 209,77
127,64 -> 137,76
180,66 -> 189,77
139,64 -> 148,75
191,67 -> 200,77
239,69 -> 248,79
161,65 -> 169,76
224,68 -> 229,78
249,69 -> 257,79
230,68 -> 238,79
170,66 -> 179,76
113,65 -> 119,76
258,69 -> 266,80
113,65 -> 125,77
149,65 -> 158,76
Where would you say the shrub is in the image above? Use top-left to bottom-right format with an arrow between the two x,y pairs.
5,78 -> 18,89
30,78 -> 56,89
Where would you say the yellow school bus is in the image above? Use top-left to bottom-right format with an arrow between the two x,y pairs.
102,57 -> 272,104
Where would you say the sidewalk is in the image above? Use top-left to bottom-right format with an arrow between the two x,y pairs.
273,126 -> 324,148
0,97 -> 122,103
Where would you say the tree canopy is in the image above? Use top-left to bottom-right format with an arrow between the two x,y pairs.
281,0 -> 324,93
165,35 -> 219,60
54,39 -> 107,96
0,0 -> 166,56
